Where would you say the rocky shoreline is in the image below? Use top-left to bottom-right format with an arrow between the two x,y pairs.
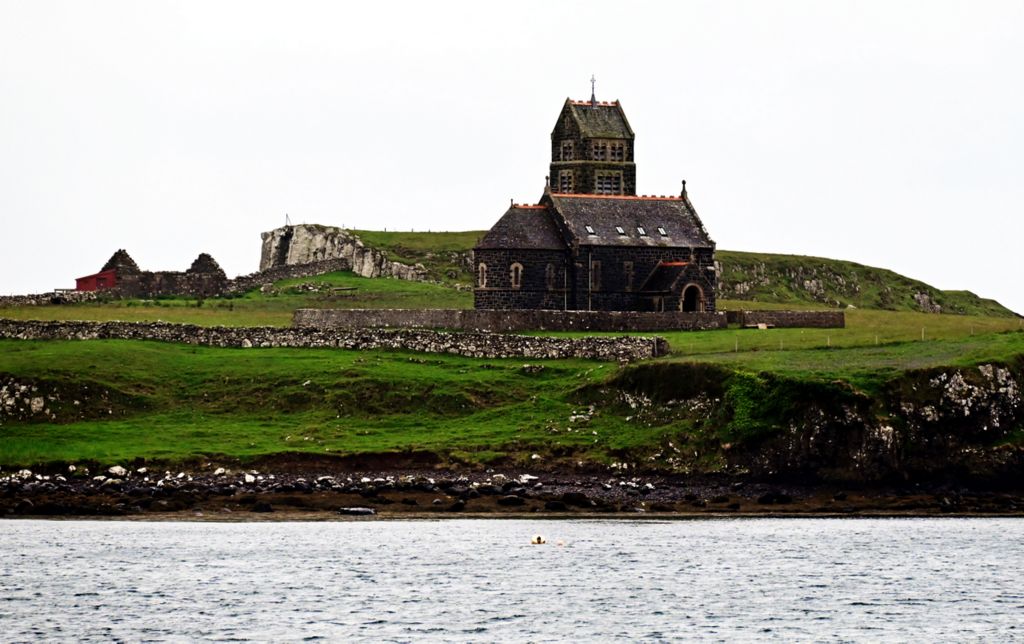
4,463 -> 1023,519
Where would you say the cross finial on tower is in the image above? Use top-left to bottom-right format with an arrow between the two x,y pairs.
590,74 -> 597,106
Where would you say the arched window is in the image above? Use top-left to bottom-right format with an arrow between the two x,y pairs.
510,262 -> 523,290
545,263 -> 556,290
478,263 -> 488,288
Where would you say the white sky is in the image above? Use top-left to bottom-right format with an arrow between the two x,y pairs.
1,1 -> 1022,314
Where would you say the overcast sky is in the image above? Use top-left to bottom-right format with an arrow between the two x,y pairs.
2,1 -> 1022,313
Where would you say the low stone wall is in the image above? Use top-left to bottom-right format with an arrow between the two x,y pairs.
725,310 -> 846,328
0,319 -> 666,362
227,258 -> 352,294
293,309 -> 728,332
0,291 -> 100,307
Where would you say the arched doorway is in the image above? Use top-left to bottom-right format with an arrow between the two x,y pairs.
681,284 -> 704,312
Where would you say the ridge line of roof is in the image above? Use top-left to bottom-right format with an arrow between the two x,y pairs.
550,193 -> 682,202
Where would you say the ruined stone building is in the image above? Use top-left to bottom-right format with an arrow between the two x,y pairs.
474,95 -> 716,312
75,249 -> 227,298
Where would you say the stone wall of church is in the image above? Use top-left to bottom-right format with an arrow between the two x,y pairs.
473,249 -> 570,310
570,245 -> 717,312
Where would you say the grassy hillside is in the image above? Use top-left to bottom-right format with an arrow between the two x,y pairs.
352,229 -> 481,284
716,250 -> 1014,316
2,328 -> 1022,469
0,271 -> 473,327
349,230 -> 1016,316
1,229 -> 1020,472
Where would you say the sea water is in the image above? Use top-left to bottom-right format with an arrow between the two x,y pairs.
1,518 -> 1022,642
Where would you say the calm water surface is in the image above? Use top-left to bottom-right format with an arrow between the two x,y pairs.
1,518 -> 1022,642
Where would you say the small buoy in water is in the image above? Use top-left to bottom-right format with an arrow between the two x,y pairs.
556,539 -> 565,547
531,535 -> 546,545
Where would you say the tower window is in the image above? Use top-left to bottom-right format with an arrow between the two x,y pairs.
560,141 -> 574,161
558,169 -> 574,193
657,227 -> 668,236
595,172 -> 622,194
477,263 -> 487,288
510,262 -> 523,289
592,141 -> 608,160
610,142 -> 625,161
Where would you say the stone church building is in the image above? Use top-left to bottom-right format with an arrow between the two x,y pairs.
474,95 -> 717,312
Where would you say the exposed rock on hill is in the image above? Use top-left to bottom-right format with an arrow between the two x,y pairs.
716,250 -> 1014,316
589,359 -> 1024,483
260,225 -> 427,281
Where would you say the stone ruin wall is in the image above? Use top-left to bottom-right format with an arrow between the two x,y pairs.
0,319 -> 666,362
113,271 -> 228,299
260,225 -> 427,282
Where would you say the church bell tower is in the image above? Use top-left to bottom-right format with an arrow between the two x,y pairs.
548,77 -> 636,196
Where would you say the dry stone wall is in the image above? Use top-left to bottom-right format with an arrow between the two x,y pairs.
725,310 -> 846,328
227,258 -> 353,294
0,319 -> 666,362
0,292 -> 99,307
294,308 -> 728,332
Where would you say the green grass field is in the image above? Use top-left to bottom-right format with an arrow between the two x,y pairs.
2,324 -> 1022,467
1,236 -> 1021,469
0,271 -> 473,327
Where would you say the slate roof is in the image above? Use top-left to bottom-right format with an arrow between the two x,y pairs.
475,205 -> 566,250
547,194 -> 714,248
640,262 -> 689,293
566,100 -> 634,139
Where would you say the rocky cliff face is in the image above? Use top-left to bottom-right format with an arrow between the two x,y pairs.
590,359 -> 1024,484
260,225 -> 427,281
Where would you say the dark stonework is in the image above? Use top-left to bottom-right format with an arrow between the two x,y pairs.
548,99 -> 636,196
473,249 -> 569,311
475,95 -> 718,313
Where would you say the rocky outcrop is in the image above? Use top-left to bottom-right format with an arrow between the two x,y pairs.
260,224 -> 427,281
716,251 -> 1016,316
0,374 -> 136,424
589,360 -> 1024,484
